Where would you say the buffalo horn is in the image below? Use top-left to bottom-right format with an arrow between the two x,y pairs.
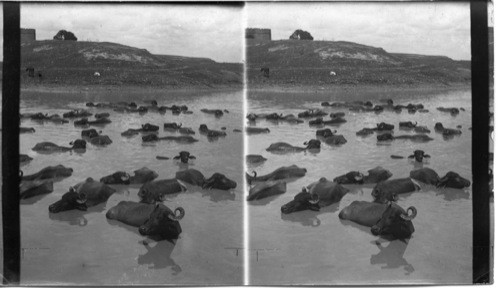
76,193 -> 87,204
400,206 -> 417,221
308,192 -> 320,204
168,207 -> 185,221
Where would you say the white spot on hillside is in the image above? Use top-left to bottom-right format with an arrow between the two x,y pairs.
33,45 -> 53,53
78,48 -> 154,64
314,47 -> 397,64
268,45 -> 289,52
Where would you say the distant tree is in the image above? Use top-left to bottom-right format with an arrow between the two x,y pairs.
289,29 -> 314,40
53,30 -> 78,41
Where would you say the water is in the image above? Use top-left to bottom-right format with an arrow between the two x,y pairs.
247,88 -> 472,285
19,89 -> 244,285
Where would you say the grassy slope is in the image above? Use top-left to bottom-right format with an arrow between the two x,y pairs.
246,40 -> 471,87
21,40 -> 243,88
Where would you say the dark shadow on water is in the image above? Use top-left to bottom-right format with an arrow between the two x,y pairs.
339,218 -> 372,234
48,202 -> 108,226
199,188 -> 236,202
370,239 -> 415,275
105,217 -> 139,234
280,203 -> 340,227
247,194 -> 281,206
435,187 -> 471,201
20,193 -> 50,205
137,240 -> 181,274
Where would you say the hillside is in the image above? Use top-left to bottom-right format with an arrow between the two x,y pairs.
246,40 -> 470,87
21,40 -> 243,88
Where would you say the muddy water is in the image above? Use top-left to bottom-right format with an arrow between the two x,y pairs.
18,89 -> 243,285
247,88 -> 472,285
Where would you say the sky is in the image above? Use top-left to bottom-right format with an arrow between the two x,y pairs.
19,3 -> 244,63
247,2 -> 472,60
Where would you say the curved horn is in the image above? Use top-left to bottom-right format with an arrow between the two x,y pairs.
19,170 -> 24,177
303,140 -> 309,146
76,193 -> 87,204
69,141 -> 74,145
252,171 -> 257,179
372,188 -> 380,197
308,192 -> 320,204
400,206 -> 417,221
168,207 -> 185,221
178,123 -> 182,128
120,173 -> 130,182
413,121 -> 418,127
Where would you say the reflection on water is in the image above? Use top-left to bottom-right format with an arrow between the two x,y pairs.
248,88 -> 472,285
20,89 -> 243,285
370,239 -> 415,275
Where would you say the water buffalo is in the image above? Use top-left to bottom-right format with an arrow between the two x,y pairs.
371,178 -> 421,203
20,154 -> 33,164
74,117 -> 111,126
30,113 -> 69,124
377,133 -> 433,142
334,166 -> 393,184
32,139 -> 87,153
199,124 -> 226,137
106,201 -> 184,240
245,127 -> 271,134
122,123 -> 159,136
173,151 -> 196,163
100,167 -> 159,185
48,178 -> 116,213
246,165 -> 307,184
265,139 -> 321,154
280,114 -> 304,124
375,122 -> 395,131
408,150 -> 430,162
20,127 -> 36,133
434,123 -> 462,136
247,181 -> 286,201
201,109 -> 224,117
413,126 -> 431,133
142,134 -> 199,143
356,128 -> 375,136
178,127 -> 195,135
309,117 -> 324,126
63,109 -> 93,118
89,135 -> 112,146
298,109 -> 328,118
20,179 -> 54,199
409,167 -> 440,185
316,128 -> 335,138
339,201 -> 416,239
399,121 -> 418,129
138,179 -> 187,204
174,169 -> 236,190
437,171 -> 471,189
281,178 -> 349,214
95,112 -> 110,119
246,154 -> 267,164
82,129 -> 100,138
323,134 -> 347,145
203,173 -> 237,190
437,107 -> 460,116
21,165 -> 73,181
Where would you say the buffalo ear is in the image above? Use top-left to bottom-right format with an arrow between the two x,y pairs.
189,156 -> 196,159
424,154 -> 431,158
173,156 -> 180,160
408,155 -> 415,159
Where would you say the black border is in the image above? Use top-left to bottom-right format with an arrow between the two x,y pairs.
1,0 -> 493,285
471,0 -> 491,283
2,2 -> 21,285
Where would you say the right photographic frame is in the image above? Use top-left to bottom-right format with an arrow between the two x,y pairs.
244,1 -> 482,285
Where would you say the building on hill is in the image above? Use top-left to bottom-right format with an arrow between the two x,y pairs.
21,28 -> 36,43
246,28 -> 271,43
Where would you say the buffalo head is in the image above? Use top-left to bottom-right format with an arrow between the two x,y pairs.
174,151 -> 196,164
49,186 -> 88,213
142,123 -> 159,132
203,173 -> 237,190
437,172 -> 471,189
304,139 -> 321,150
139,204 -> 184,240
376,122 -> 394,131
371,202 -> 416,240
281,188 -> 320,214
70,139 -> 87,150
142,134 -> 159,142
408,150 -> 430,163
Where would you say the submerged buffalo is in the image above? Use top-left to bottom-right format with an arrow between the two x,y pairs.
63,109 -> 93,118
409,167 -> 440,185
436,171 -> 471,189
246,165 -> 307,184
20,180 -> 54,199
399,121 -> 418,128
298,109 -> 328,118
408,150 -> 430,162
201,108 -> 225,117
246,154 -> 267,164
106,201 -> 184,240
199,124 -> 226,137
265,139 -> 321,154
339,201 -> 416,239
281,177 -> 349,214
175,169 -> 237,190
434,122 -> 462,137
89,135 -> 113,146
245,127 -> 271,134
142,134 -> 198,143
323,134 -> 347,145
20,154 -> 33,164
173,151 -> 196,163
138,179 -> 187,204
247,181 -> 286,201
334,166 -> 393,184
32,139 -> 87,153
100,167 -> 159,185
20,127 -> 36,133
122,123 -> 160,136
163,122 -> 182,131
49,178 -> 116,213
377,133 -> 433,142
21,165 -> 73,181
371,178 -> 421,203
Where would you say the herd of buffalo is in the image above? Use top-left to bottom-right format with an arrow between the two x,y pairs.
245,98 -> 472,240
19,100 -> 239,241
